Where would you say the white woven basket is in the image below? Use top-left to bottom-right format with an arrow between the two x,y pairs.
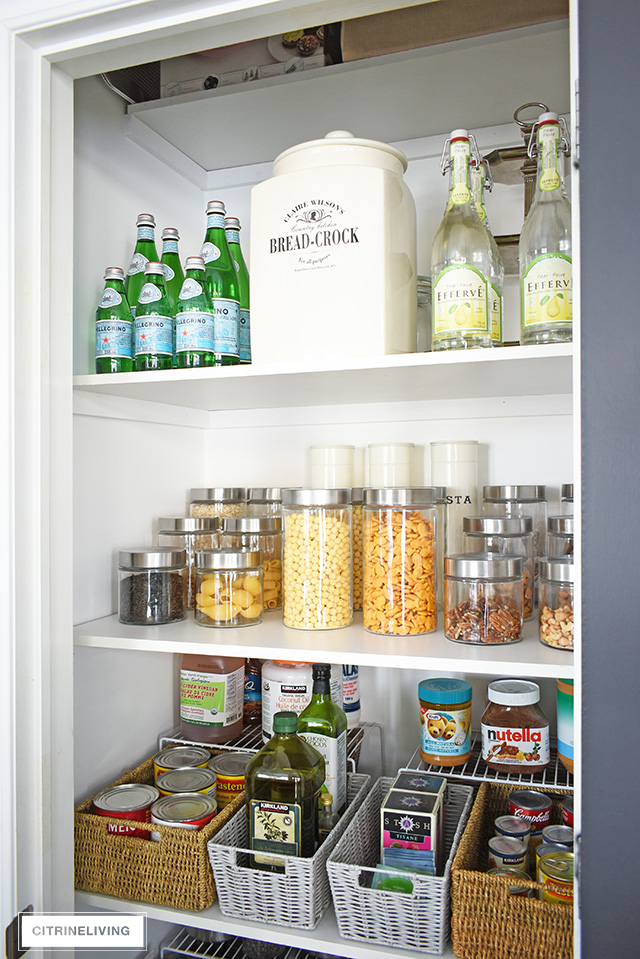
207,773 -> 370,929
326,776 -> 474,954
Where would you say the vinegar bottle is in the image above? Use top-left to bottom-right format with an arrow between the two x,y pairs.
179,654 -> 245,743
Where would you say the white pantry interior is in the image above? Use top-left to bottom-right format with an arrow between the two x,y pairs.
6,0 -> 639,956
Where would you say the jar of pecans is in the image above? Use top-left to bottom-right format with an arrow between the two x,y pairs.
538,556 -> 574,650
546,515 -> 574,557
282,488 -> 352,630
247,487 -> 282,518
189,487 -> 246,519
157,516 -> 219,608
363,487 -> 437,636
118,548 -> 187,625
194,549 -> 263,627
220,516 -> 283,609
462,515 -> 534,620
444,553 -> 523,645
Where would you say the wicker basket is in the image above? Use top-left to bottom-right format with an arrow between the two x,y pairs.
207,773 -> 370,929
451,782 -> 574,959
326,776 -> 474,954
74,749 -> 245,912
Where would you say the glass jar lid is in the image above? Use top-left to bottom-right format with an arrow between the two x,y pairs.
189,487 -> 246,502
561,484 -> 574,501
221,516 -> 282,533
363,487 -> 439,507
463,515 -> 533,535
444,552 -> 523,580
195,548 -> 262,570
282,488 -> 351,507
488,679 -> 540,706
118,547 -> 187,569
547,515 -> 574,534
351,487 -> 363,504
538,556 -> 575,583
483,485 -> 547,502
247,487 -> 282,502
158,516 -> 220,532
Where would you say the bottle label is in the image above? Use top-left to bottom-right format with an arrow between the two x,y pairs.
162,239 -> 179,253
206,213 -> 226,230
490,283 -> 503,343
137,226 -> 155,241
179,278 -> 204,300
179,666 -> 244,728
200,241 -> 221,264
134,315 -> 173,357
99,288 -> 122,309
450,139 -> 472,205
239,308 -> 251,362
521,254 -> 572,329
250,799 -> 301,864
298,729 -> 347,810
175,310 -> 215,353
226,229 -> 240,245
262,678 -> 312,739
557,684 -> 574,762
96,320 -> 132,359
342,665 -> 360,714
244,672 -> 261,705
213,298 -> 240,356
137,283 -> 162,304
433,265 -> 490,337
481,722 -> 550,766
127,252 -> 148,276
162,264 -> 175,282
538,122 -> 562,191
420,706 -> 471,758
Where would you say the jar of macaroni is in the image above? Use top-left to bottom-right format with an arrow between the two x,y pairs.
282,488 -> 352,630
157,516 -> 219,608
547,515 -> 574,556
247,487 -> 282,518
363,487 -> 437,636
194,548 -> 263,627
444,553 -> 523,645
189,487 -> 246,519
462,515 -> 534,620
220,516 -> 282,609
351,488 -> 364,610
538,557 -> 574,650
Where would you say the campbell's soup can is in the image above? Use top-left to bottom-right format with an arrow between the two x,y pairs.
208,751 -> 250,809
538,851 -> 574,905
562,795 -> 574,828
508,789 -> 552,850
153,745 -> 211,781
93,782 -> 159,839
150,792 -> 217,840
156,766 -> 217,798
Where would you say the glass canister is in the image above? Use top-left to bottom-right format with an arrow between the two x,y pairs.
351,488 -> 364,611
462,515 -> 534,620
282,488 -> 352,630
547,515 -> 574,556
118,548 -> 187,625
444,553 -> 523,645
194,548 -> 263,627
538,556 -> 574,650
157,516 -> 219,608
189,487 -> 246,519
220,516 -> 282,609
561,483 -> 573,515
482,485 -> 548,568
363,487 -> 437,636
247,487 -> 282,518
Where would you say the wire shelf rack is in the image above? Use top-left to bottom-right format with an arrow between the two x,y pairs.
161,928 -> 342,959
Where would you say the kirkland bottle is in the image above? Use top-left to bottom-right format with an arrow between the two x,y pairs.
298,663 -> 348,815
225,215 -> 251,364
471,158 -> 504,346
246,710 -> 325,872
179,653 -> 245,744
200,200 -> 240,365
520,112 -> 572,345
95,266 -> 133,373
134,261 -> 174,371
160,227 -> 185,314
431,130 -> 493,351
125,213 -> 158,319
174,256 -> 216,368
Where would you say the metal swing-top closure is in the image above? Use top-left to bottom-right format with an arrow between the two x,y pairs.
439,129 -> 482,176
527,112 -> 572,159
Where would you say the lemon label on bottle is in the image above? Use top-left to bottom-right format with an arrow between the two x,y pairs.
490,283 -> 503,343
521,254 -> 572,328
450,139 -> 472,205
433,265 -> 489,337
538,122 -> 562,192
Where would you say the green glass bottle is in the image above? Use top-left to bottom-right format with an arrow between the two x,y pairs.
470,158 -> 504,346
174,256 -> 216,368
124,213 -> 158,319
95,266 -> 133,373
246,710 -> 325,872
200,200 -> 240,365
160,227 -> 185,315
298,662 -> 348,815
224,215 -> 251,365
133,261 -> 174,371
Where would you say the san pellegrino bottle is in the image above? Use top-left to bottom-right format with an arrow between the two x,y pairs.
246,710 -> 325,872
224,215 -> 251,364
519,111 -> 572,344
200,200 -> 240,365
298,663 -> 348,815
134,261 -> 174,371
431,130 -> 493,350
95,266 -> 133,373
174,256 -> 216,368
125,213 -> 158,319
470,158 -> 504,346
160,227 -> 185,314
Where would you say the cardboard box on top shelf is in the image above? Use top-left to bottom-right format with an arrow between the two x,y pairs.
340,0 -> 569,62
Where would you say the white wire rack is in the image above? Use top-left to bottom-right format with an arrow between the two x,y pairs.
161,928 -> 341,958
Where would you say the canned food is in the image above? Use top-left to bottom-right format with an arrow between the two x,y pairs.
208,751 -> 250,808
488,836 -> 528,871
562,795 -> 574,828
538,851 -> 574,905
156,767 -> 217,798
487,866 -> 531,881
508,789 -> 552,848
93,782 -> 159,839
536,842 -> 574,878
495,815 -> 531,846
150,792 -> 217,839
153,745 -> 211,781
541,824 -> 574,849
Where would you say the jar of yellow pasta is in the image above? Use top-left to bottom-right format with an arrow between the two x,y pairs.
220,516 -> 282,609
363,488 -> 437,636
194,549 -> 263,627
282,488 -> 352,630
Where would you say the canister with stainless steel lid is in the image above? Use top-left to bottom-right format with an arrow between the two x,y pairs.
444,554 -> 523,645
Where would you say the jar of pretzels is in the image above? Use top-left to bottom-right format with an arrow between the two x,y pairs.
444,553 -> 523,645
220,516 -> 282,609
462,515 -> 534,620
363,487 -> 437,636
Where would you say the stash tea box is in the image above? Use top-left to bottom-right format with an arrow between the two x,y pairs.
380,771 -> 447,875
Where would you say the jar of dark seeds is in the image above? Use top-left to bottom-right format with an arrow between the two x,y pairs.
444,553 -> 523,645
118,548 -> 187,625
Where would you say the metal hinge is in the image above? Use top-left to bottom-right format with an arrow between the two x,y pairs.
5,906 -> 32,959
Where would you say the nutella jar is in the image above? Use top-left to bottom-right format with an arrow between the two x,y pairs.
481,679 -> 550,773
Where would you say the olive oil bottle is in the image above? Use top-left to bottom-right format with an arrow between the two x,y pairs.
298,662 -> 348,815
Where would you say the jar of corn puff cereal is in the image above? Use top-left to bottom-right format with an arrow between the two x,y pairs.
189,487 -> 246,519
220,516 -> 282,609
194,549 -> 263,627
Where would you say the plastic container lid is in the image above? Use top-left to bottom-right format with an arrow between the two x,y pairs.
273,711 -> 299,733
419,678 -> 472,705
487,679 -> 540,706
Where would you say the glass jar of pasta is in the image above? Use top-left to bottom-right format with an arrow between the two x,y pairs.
220,516 -> 283,609
194,549 -> 263,627
363,488 -> 437,636
189,487 -> 246,519
462,515 -> 534,620
157,516 -> 219,608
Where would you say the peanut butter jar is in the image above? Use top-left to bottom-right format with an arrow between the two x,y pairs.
419,678 -> 472,766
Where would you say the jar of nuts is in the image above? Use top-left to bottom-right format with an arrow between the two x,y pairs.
194,548 -> 263,627
157,516 -> 220,608
189,487 -> 246,519
220,516 -> 282,609
546,515 -> 574,557
462,515 -> 534,620
538,556 -> 574,651
282,488 -> 352,630
363,487 -> 437,636
444,553 -> 523,645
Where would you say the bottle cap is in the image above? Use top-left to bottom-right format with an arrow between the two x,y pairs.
450,129 -> 469,140
272,711 -> 298,733
104,267 -> 125,280
144,261 -> 165,276
224,216 -> 241,230
419,678 -> 472,705
312,663 -> 332,680
320,792 -> 334,806
185,256 -> 206,271
135,213 -> 156,227
206,200 -> 226,215
487,679 -> 540,706
161,227 -> 180,240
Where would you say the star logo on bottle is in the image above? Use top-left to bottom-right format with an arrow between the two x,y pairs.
102,336 -> 109,344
